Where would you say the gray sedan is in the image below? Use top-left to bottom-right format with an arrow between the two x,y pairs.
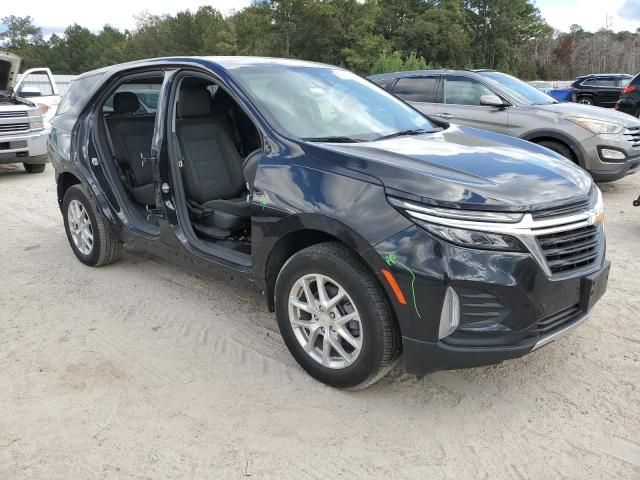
370,69 -> 640,182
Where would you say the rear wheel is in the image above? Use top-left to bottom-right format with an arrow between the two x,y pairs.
275,242 -> 401,389
62,184 -> 122,267
577,96 -> 594,105
23,163 -> 46,173
536,140 -> 575,163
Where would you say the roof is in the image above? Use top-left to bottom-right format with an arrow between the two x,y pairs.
74,56 -> 336,81
575,73 -> 632,78
368,69 -> 470,80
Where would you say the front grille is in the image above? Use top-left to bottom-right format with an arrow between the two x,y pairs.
624,126 -> 640,149
0,110 -> 28,119
537,225 -> 601,275
532,198 -> 591,220
0,123 -> 29,134
530,305 -> 582,336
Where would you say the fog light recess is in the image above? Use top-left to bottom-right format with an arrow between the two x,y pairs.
439,287 -> 460,339
600,148 -> 626,161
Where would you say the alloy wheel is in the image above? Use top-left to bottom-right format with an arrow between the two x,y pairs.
288,274 -> 363,369
67,199 -> 94,255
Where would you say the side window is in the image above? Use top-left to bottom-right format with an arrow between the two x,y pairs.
373,78 -> 395,90
443,76 -> 495,106
582,78 -> 597,86
103,81 -> 162,114
17,71 -> 54,97
619,78 -> 632,87
392,77 -> 438,102
592,78 -> 616,87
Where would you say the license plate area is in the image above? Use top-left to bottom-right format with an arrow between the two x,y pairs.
579,261 -> 611,311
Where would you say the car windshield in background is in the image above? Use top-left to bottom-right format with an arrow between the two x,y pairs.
231,66 -> 437,142
481,71 -> 558,105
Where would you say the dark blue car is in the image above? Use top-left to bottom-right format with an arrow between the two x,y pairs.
48,57 -> 609,389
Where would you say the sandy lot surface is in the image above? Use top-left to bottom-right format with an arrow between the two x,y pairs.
0,163 -> 639,479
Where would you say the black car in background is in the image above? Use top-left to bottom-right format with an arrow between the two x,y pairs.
48,57 -> 609,389
615,73 -> 640,118
570,73 -> 633,107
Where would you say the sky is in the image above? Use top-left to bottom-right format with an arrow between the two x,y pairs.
1,0 -> 639,35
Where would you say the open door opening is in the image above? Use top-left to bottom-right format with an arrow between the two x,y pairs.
96,73 -> 164,234
169,75 -> 263,261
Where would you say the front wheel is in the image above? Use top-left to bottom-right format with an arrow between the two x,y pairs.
62,184 -> 122,267
275,242 -> 401,389
23,163 -> 46,173
536,140 -> 575,163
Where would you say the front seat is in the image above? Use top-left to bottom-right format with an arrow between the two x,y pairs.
176,86 -> 250,239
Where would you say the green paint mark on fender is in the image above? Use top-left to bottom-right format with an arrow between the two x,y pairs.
383,253 -> 421,319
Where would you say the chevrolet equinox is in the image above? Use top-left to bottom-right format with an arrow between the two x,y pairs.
48,57 -> 610,389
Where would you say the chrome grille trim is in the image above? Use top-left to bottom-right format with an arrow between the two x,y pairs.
0,123 -> 30,134
0,111 -> 28,119
624,126 -> 640,149
394,188 -> 605,278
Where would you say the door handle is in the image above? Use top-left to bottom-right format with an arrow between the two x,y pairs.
436,113 -> 453,119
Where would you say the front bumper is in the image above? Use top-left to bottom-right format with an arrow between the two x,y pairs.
580,131 -> 640,182
372,226 -> 609,375
0,128 -> 49,164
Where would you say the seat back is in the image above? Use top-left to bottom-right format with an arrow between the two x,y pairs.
106,92 -> 155,188
176,87 -> 245,205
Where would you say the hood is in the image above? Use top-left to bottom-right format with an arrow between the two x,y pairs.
303,125 -> 593,212
537,102 -> 640,128
0,51 -> 21,92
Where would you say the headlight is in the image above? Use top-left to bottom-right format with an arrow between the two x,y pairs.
566,117 -> 624,135
30,117 -> 44,130
388,197 -> 526,252
419,223 -> 526,251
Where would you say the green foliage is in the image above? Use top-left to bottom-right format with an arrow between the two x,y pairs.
1,2 -> 638,79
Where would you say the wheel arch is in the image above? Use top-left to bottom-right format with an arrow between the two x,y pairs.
56,171 -> 82,208
522,130 -> 586,168
260,215 -> 394,316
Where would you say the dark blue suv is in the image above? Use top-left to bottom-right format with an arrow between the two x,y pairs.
48,57 -> 610,389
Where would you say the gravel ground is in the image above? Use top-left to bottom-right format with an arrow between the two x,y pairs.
1,163 -> 639,479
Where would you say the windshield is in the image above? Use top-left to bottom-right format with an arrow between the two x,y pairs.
481,71 -> 558,105
230,66 -> 436,142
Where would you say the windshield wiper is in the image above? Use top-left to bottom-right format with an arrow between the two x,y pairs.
302,136 -> 365,143
373,128 -> 434,142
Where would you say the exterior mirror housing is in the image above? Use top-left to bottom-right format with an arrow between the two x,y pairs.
480,94 -> 507,107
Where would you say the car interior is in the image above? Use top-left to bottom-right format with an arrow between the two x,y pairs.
171,76 -> 262,256
99,74 -> 262,258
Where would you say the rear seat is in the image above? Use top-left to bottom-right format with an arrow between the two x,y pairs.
105,92 -> 156,206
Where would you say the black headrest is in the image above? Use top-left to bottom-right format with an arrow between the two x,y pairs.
178,87 -> 211,118
113,92 -> 140,114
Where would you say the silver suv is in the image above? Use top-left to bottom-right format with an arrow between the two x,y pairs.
370,69 -> 640,182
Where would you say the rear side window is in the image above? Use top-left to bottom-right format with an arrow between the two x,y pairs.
56,73 -> 104,117
392,77 -> 438,102
583,77 -> 616,87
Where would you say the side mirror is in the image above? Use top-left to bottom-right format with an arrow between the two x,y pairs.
480,94 -> 507,108
18,86 -> 43,98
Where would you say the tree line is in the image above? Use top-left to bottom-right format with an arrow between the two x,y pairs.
1,0 -> 639,80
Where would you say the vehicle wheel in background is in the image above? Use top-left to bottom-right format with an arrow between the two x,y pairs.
536,140 -> 575,163
577,97 -> 594,105
275,242 -> 401,390
23,163 -> 46,173
62,184 -> 122,267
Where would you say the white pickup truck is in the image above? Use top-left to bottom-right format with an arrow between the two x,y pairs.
0,51 -> 60,173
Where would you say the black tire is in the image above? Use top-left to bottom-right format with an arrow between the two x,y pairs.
62,184 -> 122,267
536,140 -> 574,162
275,242 -> 401,390
577,96 -> 594,106
23,163 -> 46,173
